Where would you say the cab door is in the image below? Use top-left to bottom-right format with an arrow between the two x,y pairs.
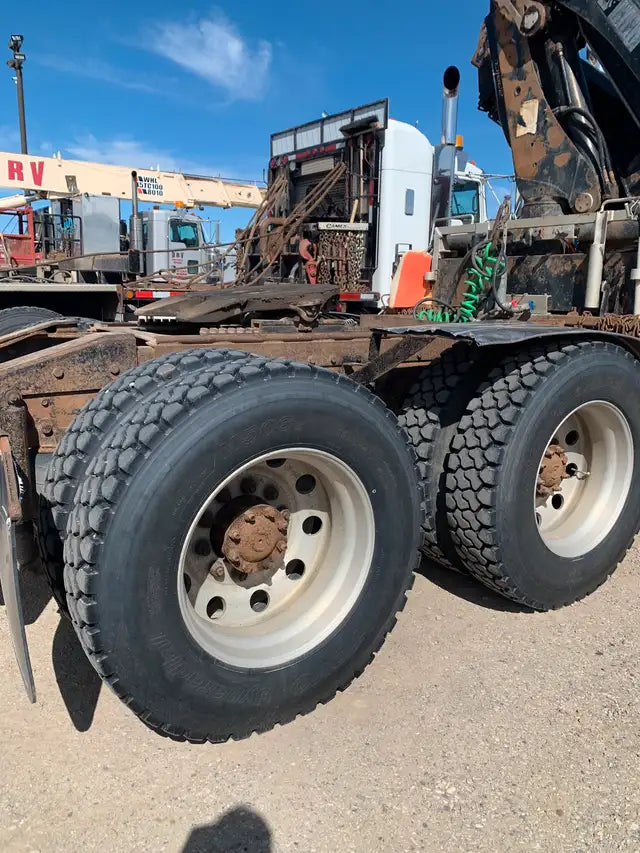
169,218 -> 202,279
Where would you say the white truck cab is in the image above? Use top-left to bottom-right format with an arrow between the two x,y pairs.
372,118 -> 487,301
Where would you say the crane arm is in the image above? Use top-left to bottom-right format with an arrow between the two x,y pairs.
0,151 -> 265,210
475,0 -> 640,217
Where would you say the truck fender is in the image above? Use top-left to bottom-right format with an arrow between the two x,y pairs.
0,435 -> 35,702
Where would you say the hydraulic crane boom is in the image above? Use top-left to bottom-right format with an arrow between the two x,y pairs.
0,150 -> 265,211
474,0 -> 640,217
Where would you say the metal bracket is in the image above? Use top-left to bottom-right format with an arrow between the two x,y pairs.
495,0 -> 546,34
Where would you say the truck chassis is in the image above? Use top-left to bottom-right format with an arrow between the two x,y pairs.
1,309 -> 639,741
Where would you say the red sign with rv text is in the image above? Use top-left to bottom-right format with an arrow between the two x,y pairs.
6,158 -> 45,187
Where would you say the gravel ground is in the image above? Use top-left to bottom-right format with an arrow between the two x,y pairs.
1,549 -> 640,853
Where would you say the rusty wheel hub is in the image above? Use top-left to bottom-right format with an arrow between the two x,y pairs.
222,504 -> 289,574
536,442 -> 569,498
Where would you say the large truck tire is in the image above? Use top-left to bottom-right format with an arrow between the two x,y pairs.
62,353 -> 423,741
0,306 -> 63,334
398,343 -> 486,570
40,349 -> 251,611
445,340 -> 640,610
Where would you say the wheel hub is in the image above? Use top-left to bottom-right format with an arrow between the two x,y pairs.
534,402 -> 634,559
537,442 -> 569,497
222,504 -> 289,574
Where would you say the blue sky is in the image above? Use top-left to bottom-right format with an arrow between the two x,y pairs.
2,1 -> 513,239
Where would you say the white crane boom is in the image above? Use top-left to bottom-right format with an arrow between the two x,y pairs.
0,151 -> 265,210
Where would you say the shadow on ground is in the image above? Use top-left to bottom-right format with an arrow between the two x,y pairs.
181,807 -> 272,853
52,616 -> 102,732
0,561 -> 102,730
0,564 -> 52,625
419,558 -> 531,613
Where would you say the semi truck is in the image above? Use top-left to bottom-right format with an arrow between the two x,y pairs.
237,81 -> 488,312
3,0 -> 640,744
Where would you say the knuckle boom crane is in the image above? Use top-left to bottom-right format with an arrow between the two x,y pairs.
431,0 -> 640,323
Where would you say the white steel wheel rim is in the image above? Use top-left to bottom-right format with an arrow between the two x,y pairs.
177,449 -> 375,668
534,401 -> 633,558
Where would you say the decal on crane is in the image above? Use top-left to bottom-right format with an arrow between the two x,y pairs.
136,175 -> 165,198
7,159 -> 44,187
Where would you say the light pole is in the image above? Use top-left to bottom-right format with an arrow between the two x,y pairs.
7,34 -> 27,154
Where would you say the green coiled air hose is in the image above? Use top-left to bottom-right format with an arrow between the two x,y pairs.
413,241 -> 506,324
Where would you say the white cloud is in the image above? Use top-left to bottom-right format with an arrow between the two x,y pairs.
62,133 -> 241,180
38,55 -> 159,95
149,12 -> 272,101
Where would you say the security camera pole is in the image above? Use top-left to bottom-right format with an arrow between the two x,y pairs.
7,34 -> 27,154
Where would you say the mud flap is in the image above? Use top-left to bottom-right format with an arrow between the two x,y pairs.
0,436 -> 35,702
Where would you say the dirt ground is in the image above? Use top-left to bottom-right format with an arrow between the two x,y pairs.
1,548 -> 640,853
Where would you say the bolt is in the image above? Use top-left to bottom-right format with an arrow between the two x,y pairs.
264,508 -> 277,522
52,366 -> 64,380
5,388 -> 21,406
276,540 -> 287,553
227,550 -> 240,565
109,364 -> 121,376
244,510 -> 256,524
228,531 -> 241,544
210,563 -> 225,580
281,509 -> 290,521
277,520 -> 288,534
41,422 -> 54,437
41,398 -> 50,408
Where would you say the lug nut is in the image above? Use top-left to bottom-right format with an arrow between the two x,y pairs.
264,508 -> 277,522
228,531 -> 241,544
210,562 -> 225,580
244,510 -> 256,524
277,520 -> 288,533
276,540 -> 287,553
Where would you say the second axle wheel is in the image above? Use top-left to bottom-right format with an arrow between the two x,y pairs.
445,340 -> 640,610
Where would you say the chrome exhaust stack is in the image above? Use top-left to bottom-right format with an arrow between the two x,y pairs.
441,65 -> 461,145
432,66 -> 462,228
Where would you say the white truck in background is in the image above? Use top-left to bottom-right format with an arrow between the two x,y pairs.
0,152 -> 265,325
253,66 -> 488,311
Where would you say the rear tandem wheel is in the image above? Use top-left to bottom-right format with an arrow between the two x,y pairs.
444,340 -> 640,610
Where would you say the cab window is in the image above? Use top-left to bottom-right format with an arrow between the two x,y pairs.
452,180 -> 480,222
170,220 -> 200,248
